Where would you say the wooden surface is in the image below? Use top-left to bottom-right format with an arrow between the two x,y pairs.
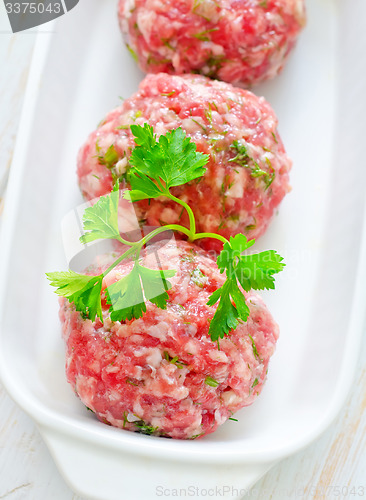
1,23 -> 365,500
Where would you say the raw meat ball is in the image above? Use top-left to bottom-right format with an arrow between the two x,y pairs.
118,0 -> 306,87
60,240 -> 279,439
77,73 -> 291,253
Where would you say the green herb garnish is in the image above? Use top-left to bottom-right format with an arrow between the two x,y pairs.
126,44 -> 138,62
126,378 -> 139,387
133,417 -> 159,435
161,90 -> 176,97
192,27 -> 219,41
47,124 -> 284,343
190,268 -> 207,288
189,432 -> 204,440
207,234 -> 284,341
163,351 -> 187,369
249,334 -> 261,360
46,271 -> 104,322
229,140 -> 275,189
106,263 -> 176,322
79,182 -> 121,244
205,376 -> 220,387
96,143 -> 119,170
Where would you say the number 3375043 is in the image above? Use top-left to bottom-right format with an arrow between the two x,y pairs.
5,2 -> 62,14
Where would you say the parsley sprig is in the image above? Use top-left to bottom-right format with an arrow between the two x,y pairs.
47,125 -> 284,342
208,234 -> 284,341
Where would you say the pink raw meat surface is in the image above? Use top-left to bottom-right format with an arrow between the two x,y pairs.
118,0 -> 306,87
60,240 -> 279,439
77,73 -> 291,253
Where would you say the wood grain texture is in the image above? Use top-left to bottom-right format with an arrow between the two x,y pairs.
242,335 -> 366,500
0,20 -> 365,500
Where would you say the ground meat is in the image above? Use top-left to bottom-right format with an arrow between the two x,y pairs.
77,73 -> 291,253
118,0 -> 306,87
60,240 -> 279,439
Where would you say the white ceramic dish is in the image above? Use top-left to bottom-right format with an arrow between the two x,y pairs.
1,1 -> 366,499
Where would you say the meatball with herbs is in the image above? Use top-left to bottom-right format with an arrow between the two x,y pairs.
77,73 -> 291,253
118,0 -> 306,87
60,240 -> 279,439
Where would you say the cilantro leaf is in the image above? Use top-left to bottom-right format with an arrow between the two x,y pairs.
80,183 -> 120,244
46,271 -> 103,322
105,263 -> 176,322
124,125 -> 209,201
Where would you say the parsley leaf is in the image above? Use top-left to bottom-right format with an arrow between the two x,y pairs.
216,233 -> 255,278
80,183 -> 120,244
218,234 -> 285,291
236,250 -> 285,291
139,265 -> 176,309
106,264 -> 145,321
124,125 -> 209,202
207,279 -> 250,341
207,234 -> 284,341
46,271 -> 103,322
130,123 -> 155,150
105,263 -> 176,322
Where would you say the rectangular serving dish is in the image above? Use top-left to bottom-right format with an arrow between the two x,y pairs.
1,1 -> 366,499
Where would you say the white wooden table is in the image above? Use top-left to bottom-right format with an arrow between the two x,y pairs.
1,20 -> 365,500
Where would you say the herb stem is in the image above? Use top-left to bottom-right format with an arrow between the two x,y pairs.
102,246 -> 137,278
167,193 -> 196,236
116,235 -> 136,246
101,223 -> 194,278
137,224 -> 193,246
193,232 -> 228,245
104,227 -> 227,280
